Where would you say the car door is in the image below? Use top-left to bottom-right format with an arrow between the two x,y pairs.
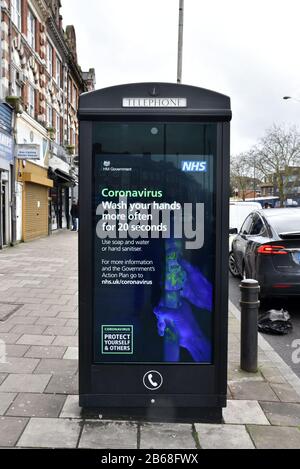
232,214 -> 254,274
244,213 -> 268,277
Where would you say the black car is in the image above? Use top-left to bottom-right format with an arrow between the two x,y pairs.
230,208 -> 300,298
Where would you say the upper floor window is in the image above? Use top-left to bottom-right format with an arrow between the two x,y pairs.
46,104 -> 53,128
28,85 -> 35,118
56,57 -> 62,88
72,84 -> 77,108
56,114 -> 61,144
11,68 -> 22,97
47,43 -> 53,76
27,9 -> 36,49
11,0 -> 21,30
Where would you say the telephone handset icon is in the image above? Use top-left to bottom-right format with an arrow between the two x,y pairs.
148,374 -> 158,388
143,371 -> 163,390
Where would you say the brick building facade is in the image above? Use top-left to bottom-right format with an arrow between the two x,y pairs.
0,0 -> 95,243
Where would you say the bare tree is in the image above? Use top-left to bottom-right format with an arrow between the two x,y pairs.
250,124 -> 300,206
230,153 -> 255,200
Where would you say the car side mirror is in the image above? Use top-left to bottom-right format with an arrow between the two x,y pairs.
229,228 -> 238,235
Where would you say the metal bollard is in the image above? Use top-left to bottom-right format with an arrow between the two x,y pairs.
240,279 -> 260,373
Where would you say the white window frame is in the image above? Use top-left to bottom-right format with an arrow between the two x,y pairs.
27,9 -> 36,50
56,114 -> 61,144
55,57 -> 61,88
47,42 -> 53,76
11,68 -> 22,97
72,84 -> 77,108
11,0 -> 21,30
28,85 -> 35,118
46,104 -> 53,128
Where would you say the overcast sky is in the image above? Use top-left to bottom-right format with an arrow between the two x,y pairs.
61,0 -> 300,155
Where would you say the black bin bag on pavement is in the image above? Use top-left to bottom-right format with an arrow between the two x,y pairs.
258,309 -> 293,335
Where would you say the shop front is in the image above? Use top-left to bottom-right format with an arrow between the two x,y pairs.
0,103 -> 14,248
48,150 -> 75,232
17,161 -> 53,242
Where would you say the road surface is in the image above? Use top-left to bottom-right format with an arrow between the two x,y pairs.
229,275 -> 300,378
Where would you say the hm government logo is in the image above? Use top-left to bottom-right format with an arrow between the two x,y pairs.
102,160 -> 132,173
182,161 -> 208,173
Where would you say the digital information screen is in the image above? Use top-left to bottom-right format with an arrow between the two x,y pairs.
92,122 -> 217,364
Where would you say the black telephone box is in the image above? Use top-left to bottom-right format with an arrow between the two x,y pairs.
78,83 -> 232,422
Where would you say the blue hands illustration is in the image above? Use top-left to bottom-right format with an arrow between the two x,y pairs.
154,257 -> 212,362
178,259 -> 212,313
154,298 -> 211,362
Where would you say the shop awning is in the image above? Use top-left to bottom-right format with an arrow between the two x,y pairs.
48,168 -> 76,187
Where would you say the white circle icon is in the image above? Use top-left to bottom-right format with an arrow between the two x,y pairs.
143,370 -> 163,391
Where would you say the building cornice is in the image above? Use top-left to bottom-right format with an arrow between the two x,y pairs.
46,16 -> 85,89
47,16 -> 70,57
34,0 -> 51,22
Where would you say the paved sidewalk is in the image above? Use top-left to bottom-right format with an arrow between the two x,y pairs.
0,231 -> 300,449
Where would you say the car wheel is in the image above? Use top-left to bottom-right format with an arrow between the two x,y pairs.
229,252 -> 240,277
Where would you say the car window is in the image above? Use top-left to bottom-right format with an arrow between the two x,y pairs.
240,215 -> 253,235
250,214 -> 265,236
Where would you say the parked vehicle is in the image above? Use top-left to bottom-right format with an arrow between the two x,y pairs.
229,201 -> 261,277
231,208 -> 300,298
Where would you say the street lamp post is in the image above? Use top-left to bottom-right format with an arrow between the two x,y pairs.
177,0 -> 184,84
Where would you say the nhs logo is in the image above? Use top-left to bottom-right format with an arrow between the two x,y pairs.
181,161 -> 208,172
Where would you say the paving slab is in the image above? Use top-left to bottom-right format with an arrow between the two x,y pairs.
17,335 -> 55,346
195,424 -> 255,449
5,345 -> 30,358
45,374 -> 78,395
63,347 -> 78,360
6,316 -> 38,326
60,395 -> 82,418
0,323 -> 15,333
0,374 -> 7,385
0,333 -> 22,344
35,318 -> 68,327
6,393 -> 66,418
25,346 -> 66,359
270,383 -> 300,403
140,423 -> 196,449
44,326 -> 77,336
17,417 -> 81,448
0,374 -> 51,393
57,311 -> 78,319
52,336 -> 78,347
259,402 -> 300,426
34,358 -> 78,375
79,421 -> 137,449
10,325 -> 47,335
229,381 -> 279,401
260,366 -> 287,384
0,356 -> 40,374
0,393 -> 17,415
223,400 -> 269,425
0,416 -> 29,447
247,425 -> 300,449
228,364 -> 263,382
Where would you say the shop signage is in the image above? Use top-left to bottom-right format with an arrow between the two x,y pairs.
16,144 -> 40,160
0,131 -> 13,165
